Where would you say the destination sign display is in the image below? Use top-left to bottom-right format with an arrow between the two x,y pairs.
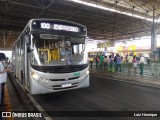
31,20 -> 87,36
40,23 -> 79,32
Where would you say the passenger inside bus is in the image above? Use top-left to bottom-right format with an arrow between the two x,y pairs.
60,39 -> 72,58
39,51 -> 45,63
39,51 -> 48,63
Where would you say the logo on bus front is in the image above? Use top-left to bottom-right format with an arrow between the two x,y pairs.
74,72 -> 80,77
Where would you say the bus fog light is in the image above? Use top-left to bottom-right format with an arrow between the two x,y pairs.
42,79 -> 49,84
82,74 -> 88,79
42,79 -> 45,83
82,74 -> 85,79
38,77 -> 43,82
36,77 -> 49,84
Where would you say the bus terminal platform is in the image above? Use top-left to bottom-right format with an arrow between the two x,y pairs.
90,63 -> 160,88
0,73 -> 46,120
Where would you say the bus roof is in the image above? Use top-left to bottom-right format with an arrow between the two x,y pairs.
12,18 -> 87,48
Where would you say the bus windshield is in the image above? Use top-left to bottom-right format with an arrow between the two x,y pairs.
30,33 -> 87,66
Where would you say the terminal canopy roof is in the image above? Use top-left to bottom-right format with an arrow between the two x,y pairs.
0,0 -> 160,50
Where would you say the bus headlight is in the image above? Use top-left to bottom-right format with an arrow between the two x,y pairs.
42,78 -> 50,84
31,72 -> 50,84
31,72 -> 39,81
86,70 -> 89,75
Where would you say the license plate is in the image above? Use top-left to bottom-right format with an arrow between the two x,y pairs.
62,83 -> 71,88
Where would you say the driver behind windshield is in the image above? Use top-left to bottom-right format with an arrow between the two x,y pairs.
60,37 -> 72,65
61,40 -> 72,56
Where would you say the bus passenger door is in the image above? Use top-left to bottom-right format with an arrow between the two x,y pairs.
20,38 -> 25,85
24,34 -> 30,92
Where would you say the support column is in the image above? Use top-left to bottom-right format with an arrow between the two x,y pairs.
110,40 -> 115,47
104,40 -> 107,51
151,5 -> 157,54
110,40 -> 116,54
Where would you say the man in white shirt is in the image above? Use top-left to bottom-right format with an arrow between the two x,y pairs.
0,58 -> 10,107
139,55 -> 145,75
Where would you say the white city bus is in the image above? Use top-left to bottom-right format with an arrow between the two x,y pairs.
12,18 -> 89,94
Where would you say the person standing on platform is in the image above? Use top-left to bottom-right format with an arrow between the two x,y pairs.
0,57 -> 10,107
99,54 -> 104,70
103,56 -> 108,70
139,54 -> 145,75
114,54 -> 118,72
95,54 -> 100,69
109,55 -> 113,72
127,54 -> 133,73
116,54 -> 122,72
133,55 -> 137,74
109,55 -> 113,71
89,55 -> 94,69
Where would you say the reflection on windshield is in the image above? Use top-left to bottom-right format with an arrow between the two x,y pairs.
31,34 -> 87,66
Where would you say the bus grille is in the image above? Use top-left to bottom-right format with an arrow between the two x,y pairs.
53,86 -> 78,90
50,76 -> 80,81
31,64 -> 88,73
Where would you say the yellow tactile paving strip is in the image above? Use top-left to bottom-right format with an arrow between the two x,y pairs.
4,85 -> 14,120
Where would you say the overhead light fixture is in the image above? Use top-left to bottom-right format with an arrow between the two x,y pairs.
68,0 -> 153,22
